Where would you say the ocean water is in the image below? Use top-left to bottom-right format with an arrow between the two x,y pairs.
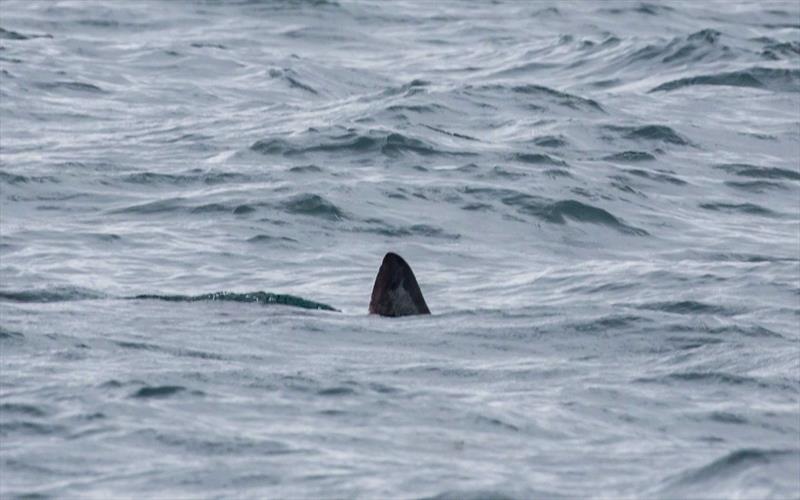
1,0 -> 799,497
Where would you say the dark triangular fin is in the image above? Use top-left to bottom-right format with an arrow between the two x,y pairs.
369,252 -> 430,317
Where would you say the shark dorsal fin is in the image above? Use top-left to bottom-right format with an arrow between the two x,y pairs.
369,252 -> 430,317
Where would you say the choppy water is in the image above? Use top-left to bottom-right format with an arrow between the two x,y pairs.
1,0 -> 799,498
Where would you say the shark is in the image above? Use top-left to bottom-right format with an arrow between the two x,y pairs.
130,252 -> 430,316
369,252 -> 430,317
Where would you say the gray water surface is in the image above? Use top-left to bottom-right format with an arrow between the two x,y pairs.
1,1 -> 799,498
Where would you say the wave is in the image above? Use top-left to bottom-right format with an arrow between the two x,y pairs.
379,78 -> 430,98
699,202 -> 777,217
460,202 -> 492,212
651,68 -> 800,93
251,129 -> 472,158
423,490 -> 518,500
0,421 -> 64,436
462,187 -> 648,234
0,403 -> 47,417
687,448 -> 797,477
268,67 -> 319,95
488,166 -> 527,180
677,251 -> 798,264
109,193 -> 344,220
420,124 -> 479,142
510,84 -> 604,112
110,197 -> 187,215
35,81 -> 106,94
587,29 -> 740,84
661,448 -> 800,495
705,325 -> 784,339
708,411 -> 748,424
466,83 -> 604,112
603,151 -> 656,162
110,198 -> 263,216
609,176 -> 644,196
714,163 -> 800,181
570,314 -> 650,332
512,152 -> 567,166
635,372 -> 788,391
0,287 -> 338,311
624,168 -> 687,185
0,286 -> 105,303
114,340 -> 226,360
280,193 -> 345,221
603,124 -> 690,146
246,234 -> 298,244
352,221 -> 460,239
603,29 -> 734,77
0,26 -> 51,40
665,372 -> 760,385
0,327 -> 25,340
131,385 -> 188,398
0,171 -> 59,185
635,300 -> 732,315
119,170 -> 251,186
602,3 -> 675,16
543,200 -> 647,235
0,27 -> 28,40
288,164 -> 323,174
761,41 -> 800,61
190,42 -> 227,50
532,135 -> 568,148
386,103 -> 448,114
506,194 -> 647,235
725,180 -> 787,193
132,291 -> 338,311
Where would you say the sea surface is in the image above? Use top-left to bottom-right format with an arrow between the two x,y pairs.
1,1 -> 799,498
